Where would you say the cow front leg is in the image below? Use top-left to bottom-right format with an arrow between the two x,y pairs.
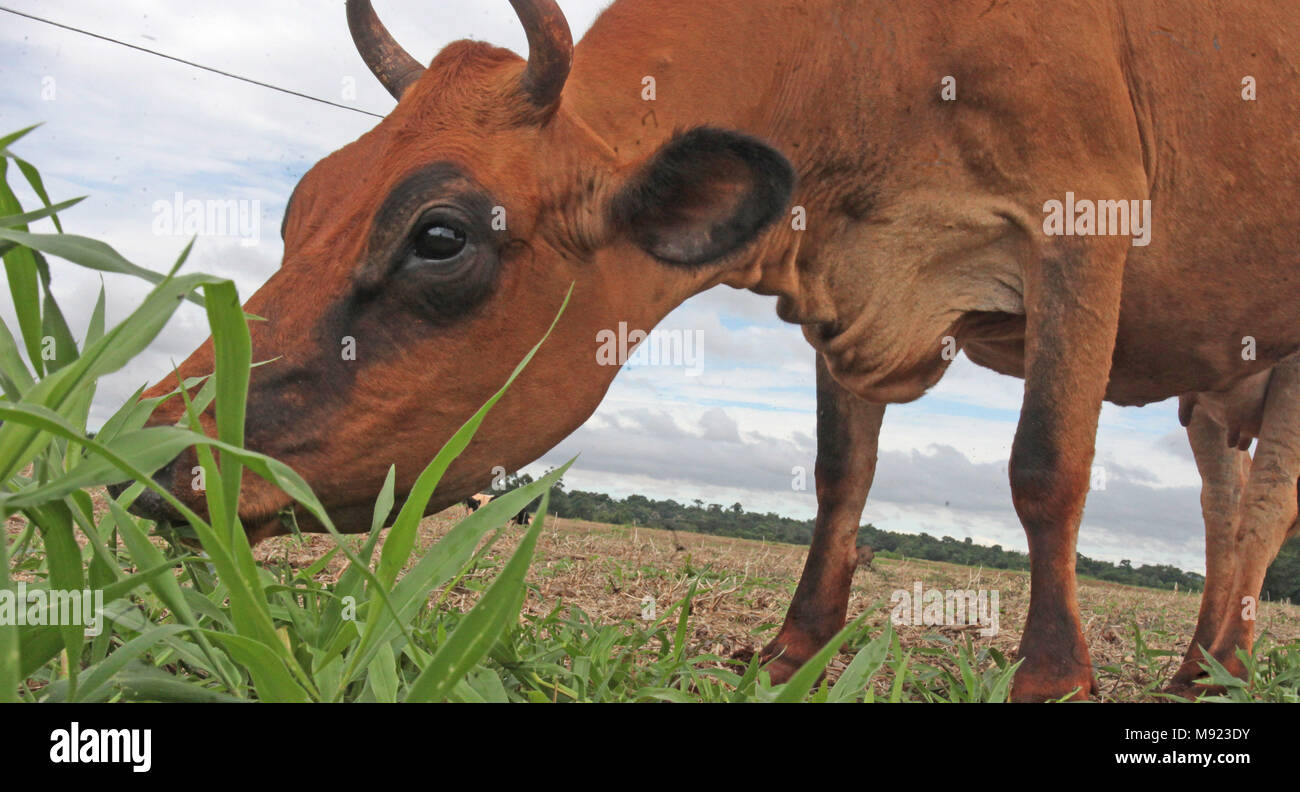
1008,238 -> 1126,702
1202,361 -> 1300,682
761,353 -> 885,683
1168,400 -> 1249,694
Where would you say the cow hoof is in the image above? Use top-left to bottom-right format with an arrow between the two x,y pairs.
762,653 -> 806,685
1166,659 -> 1209,699
1010,670 -> 1099,702
756,639 -> 817,685
1165,650 -> 1245,699
1164,670 -> 1229,700
1162,679 -> 1212,700
729,645 -> 802,683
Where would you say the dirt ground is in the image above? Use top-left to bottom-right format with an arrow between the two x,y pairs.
248,508 -> 1300,701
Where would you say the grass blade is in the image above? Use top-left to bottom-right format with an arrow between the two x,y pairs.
405,491 -> 554,703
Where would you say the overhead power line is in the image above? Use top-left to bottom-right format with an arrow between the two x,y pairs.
0,5 -> 386,118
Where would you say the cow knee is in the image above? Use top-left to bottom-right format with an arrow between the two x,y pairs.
1009,454 -> 1089,532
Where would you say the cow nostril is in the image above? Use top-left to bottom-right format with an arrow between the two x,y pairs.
130,488 -> 179,523
110,457 -> 183,523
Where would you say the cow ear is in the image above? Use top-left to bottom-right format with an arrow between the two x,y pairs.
607,127 -> 795,267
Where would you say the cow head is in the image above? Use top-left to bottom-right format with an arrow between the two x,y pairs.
127,0 -> 794,541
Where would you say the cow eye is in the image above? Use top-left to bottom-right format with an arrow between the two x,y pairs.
413,222 -> 467,261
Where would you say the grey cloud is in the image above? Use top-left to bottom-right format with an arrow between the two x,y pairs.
699,408 -> 741,443
537,406 -> 1206,569
541,408 -> 816,494
1154,428 -> 1196,462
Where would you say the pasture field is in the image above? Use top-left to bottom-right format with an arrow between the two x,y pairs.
13,493 -> 1300,702
244,510 -> 1300,703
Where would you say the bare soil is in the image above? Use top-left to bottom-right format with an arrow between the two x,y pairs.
249,508 -> 1300,701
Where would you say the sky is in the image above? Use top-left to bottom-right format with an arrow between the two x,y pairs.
0,1 -> 1211,572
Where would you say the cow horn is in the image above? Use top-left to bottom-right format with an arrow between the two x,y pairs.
346,1 -> 572,110
346,0 -> 424,100
509,0 -> 573,113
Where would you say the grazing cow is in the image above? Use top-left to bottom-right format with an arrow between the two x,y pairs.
122,1 -> 1300,700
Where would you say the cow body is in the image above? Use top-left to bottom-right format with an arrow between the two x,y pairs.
131,1 -> 1300,700
570,0 -> 1300,698
570,0 -> 1298,407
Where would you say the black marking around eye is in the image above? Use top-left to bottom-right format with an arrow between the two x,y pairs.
359,162 -> 498,285
324,161 -> 508,342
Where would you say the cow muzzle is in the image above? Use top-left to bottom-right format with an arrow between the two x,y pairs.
106,455 -> 186,524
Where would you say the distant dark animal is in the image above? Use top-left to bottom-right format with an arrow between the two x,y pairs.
856,545 -> 875,570
464,493 -> 493,513
464,493 -> 529,526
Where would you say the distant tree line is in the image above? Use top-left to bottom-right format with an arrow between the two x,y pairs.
496,473 -> 1299,602
1264,539 -> 1300,604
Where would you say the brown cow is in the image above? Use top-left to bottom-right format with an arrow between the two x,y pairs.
123,1 -> 1300,701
